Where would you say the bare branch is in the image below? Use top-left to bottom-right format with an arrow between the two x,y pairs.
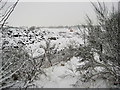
0,0 -> 19,29
0,60 -> 27,83
0,4 -> 13,23
0,0 -> 8,11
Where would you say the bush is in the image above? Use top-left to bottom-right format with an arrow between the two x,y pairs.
77,2 -> 120,87
0,46 -> 44,89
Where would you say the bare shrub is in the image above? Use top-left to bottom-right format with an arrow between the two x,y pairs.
0,45 -> 45,89
77,2 -> 120,87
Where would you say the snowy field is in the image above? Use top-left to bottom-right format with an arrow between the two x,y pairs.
1,26 -> 111,88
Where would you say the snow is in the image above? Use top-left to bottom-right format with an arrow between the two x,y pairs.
32,56 -> 108,88
19,27 -> 84,57
2,26 -> 110,88
32,48 -> 45,58
33,57 -> 80,88
75,79 -> 108,88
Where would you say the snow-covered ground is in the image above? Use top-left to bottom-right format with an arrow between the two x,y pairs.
12,57 -> 109,88
2,26 -> 110,88
34,57 -> 79,88
2,26 -> 84,58
33,57 -> 109,88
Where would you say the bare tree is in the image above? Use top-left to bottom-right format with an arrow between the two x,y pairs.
0,0 -> 19,29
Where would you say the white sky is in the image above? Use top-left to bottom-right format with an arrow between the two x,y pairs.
6,0 -> 118,27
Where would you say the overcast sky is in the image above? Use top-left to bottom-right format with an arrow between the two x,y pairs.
6,1 -> 118,27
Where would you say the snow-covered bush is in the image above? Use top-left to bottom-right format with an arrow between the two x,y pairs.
76,2 -> 120,88
0,46 -> 44,89
38,38 -> 83,67
37,39 -> 58,68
